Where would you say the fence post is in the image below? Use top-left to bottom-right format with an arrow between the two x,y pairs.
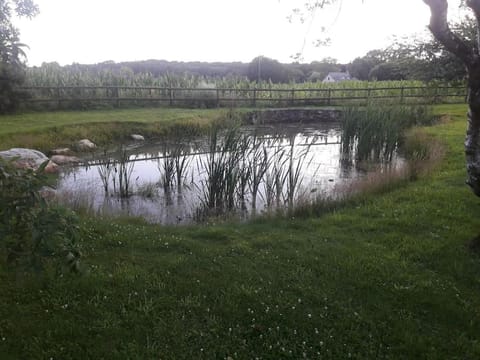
169,87 -> 173,107
253,88 -> 257,107
400,87 -> 405,104
116,87 -> 120,108
216,88 -> 220,108
327,89 -> 331,106
56,86 -> 61,109
291,89 -> 295,106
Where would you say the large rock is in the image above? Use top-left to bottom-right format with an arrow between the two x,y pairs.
76,139 -> 96,152
0,148 -> 58,173
39,186 -> 57,201
50,147 -> 72,156
50,155 -> 83,165
131,134 -> 145,141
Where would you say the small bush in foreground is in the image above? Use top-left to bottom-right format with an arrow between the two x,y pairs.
0,159 -> 81,273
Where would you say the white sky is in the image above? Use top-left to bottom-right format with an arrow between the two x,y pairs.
14,0 -> 465,66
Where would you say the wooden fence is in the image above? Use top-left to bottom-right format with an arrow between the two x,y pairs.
18,85 -> 468,110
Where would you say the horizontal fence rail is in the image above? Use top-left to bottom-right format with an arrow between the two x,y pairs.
17,85 -> 468,110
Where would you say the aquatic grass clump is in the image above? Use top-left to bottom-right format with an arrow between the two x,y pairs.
195,124 -> 321,219
158,147 -> 175,192
116,148 -> 135,198
199,124 -> 251,213
173,145 -> 192,190
341,103 -> 434,162
95,146 -> 136,198
249,133 -> 271,210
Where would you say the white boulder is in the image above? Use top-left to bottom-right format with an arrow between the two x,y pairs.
0,148 -> 58,173
76,139 -> 96,151
50,155 -> 83,165
131,134 -> 145,141
50,148 -> 72,155
39,186 -> 57,201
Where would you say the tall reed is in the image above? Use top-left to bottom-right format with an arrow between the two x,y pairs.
199,124 -> 250,212
341,103 -> 434,162
158,146 -> 175,192
97,156 -> 114,195
117,149 -> 135,198
249,133 -> 270,210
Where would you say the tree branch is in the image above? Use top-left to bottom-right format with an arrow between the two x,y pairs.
423,0 -> 475,66
467,0 -> 480,19
467,0 -> 480,53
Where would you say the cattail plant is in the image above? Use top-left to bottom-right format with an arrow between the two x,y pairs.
117,148 -> 135,198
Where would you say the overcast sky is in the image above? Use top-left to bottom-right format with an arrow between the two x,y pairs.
14,0 -> 465,66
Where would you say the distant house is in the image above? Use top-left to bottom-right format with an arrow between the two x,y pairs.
322,72 -> 353,83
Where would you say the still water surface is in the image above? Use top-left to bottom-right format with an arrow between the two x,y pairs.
56,123 -> 401,224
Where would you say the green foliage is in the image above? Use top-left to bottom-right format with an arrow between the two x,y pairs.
0,0 -> 39,113
0,158 -> 81,273
348,15 -> 476,82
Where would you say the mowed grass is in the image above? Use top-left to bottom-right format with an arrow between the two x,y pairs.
0,107 -> 228,134
1,105 -> 480,359
0,107 -> 231,152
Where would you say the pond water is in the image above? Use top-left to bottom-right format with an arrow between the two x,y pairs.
56,122 -> 404,224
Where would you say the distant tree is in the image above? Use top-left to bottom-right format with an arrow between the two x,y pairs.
247,56 -> 288,83
0,0 -> 39,113
348,51 -> 384,80
308,58 -> 341,81
368,61 -> 406,81
285,65 -> 307,82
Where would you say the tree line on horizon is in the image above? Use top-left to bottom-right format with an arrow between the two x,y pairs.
1,0 -> 474,114
25,14 -> 475,88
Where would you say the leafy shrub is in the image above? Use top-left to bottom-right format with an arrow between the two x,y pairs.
0,158 -> 81,273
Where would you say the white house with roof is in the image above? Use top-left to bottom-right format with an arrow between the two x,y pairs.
322,72 -> 353,83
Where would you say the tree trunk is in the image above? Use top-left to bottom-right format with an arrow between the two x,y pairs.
424,0 -> 480,196
465,63 -> 480,195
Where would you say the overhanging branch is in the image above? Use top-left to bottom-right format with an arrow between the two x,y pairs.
424,0 -> 474,66
467,0 -> 480,53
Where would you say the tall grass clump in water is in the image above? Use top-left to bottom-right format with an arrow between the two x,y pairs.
173,145 -> 191,190
116,149 -> 135,198
341,102 -> 434,162
249,132 -> 270,210
199,124 -> 250,213
284,135 -> 315,210
196,124 -> 318,219
158,145 -> 176,193
95,147 -> 135,198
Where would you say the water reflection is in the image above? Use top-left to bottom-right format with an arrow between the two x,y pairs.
56,122 -> 402,224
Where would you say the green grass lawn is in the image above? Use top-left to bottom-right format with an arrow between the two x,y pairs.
0,107 -> 231,152
1,105 -> 480,359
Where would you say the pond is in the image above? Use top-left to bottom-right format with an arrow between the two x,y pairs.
56,122 -> 404,224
